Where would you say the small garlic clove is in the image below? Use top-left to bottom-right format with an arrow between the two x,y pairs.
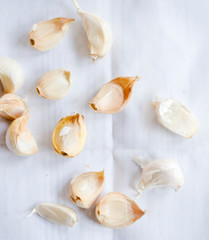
29,18 -> 75,51
29,203 -> 78,227
6,112 -> 38,156
0,56 -> 25,93
153,98 -> 198,138
89,76 -> 139,113
36,69 -> 71,100
70,170 -> 105,209
72,0 -> 113,60
0,93 -> 27,120
96,192 -> 144,228
52,113 -> 87,157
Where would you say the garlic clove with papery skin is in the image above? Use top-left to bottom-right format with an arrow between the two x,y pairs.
70,171 -> 105,209
52,113 -> 87,157
29,18 -> 75,51
96,192 -> 144,228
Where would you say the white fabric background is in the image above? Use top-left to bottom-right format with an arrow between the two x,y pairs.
0,0 -> 208,239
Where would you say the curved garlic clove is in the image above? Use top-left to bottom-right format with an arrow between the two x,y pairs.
29,18 -> 75,51
153,98 -> 198,138
6,112 -> 38,156
89,76 -> 139,113
52,113 -> 87,157
29,203 -> 78,227
37,69 -> 71,100
72,0 -> 113,60
0,93 -> 27,120
0,56 -> 25,93
96,192 -> 144,228
70,170 -> 105,209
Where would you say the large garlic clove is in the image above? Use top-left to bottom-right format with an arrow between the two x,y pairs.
70,171 -> 105,209
72,0 -> 113,60
153,98 -> 198,138
29,18 -> 75,51
134,158 -> 184,195
6,112 -> 38,156
89,76 -> 139,113
0,56 -> 25,93
0,93 -> 27,120
36,69 -> 71,100
52,113 -> 87,157
96,192 -> 144,228
29,203 -> 78,227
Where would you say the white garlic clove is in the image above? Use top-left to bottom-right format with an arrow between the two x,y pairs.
72,0 -> 113,60
36,69 -> 71,100
52,113 -> 87,157
89,76 -> 139,113
0,93 -> 27,120
29,203 -> 78,227
70,170 -> 105,209
153,98 -> 198,138
96,192 -> 144,228
29,18 -> 75,51
134,158 -> 184,195
6,112 -> 38,156
0,56 -> 25,93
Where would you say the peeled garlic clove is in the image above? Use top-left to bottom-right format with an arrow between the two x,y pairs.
29,18 -> 75,51
153,98 -> 198,138
36,69 -> 71,100
0,56 -> 25,93
96,192 -> 144,228
72,0 -> 113,60
6,112 -> 38,156
89,76 -> 139,113
70,171 -> 104,209
134,158 -> 184,195
52,113 -> 87,157
29,203 -> 78,227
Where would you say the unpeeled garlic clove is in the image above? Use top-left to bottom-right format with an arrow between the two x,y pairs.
72,0 -> 113,60
96,192 -> 144,228
6,112 -> 38,156
29,203 -> 78,227
52,113 -> 87,157
89,76 -> 139,113
0,56 -> 25,93
29,18 -> 75,51
153,98 -> 198,138
36,69 -> 71,100
70,170 -> 105,209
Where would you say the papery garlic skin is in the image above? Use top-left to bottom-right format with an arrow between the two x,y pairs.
6,112 -> 38,156
70,171 -> 105,209
29,203 -> 78,227
0,56 -> 25,93
29,18 -> 74,51
89,76 -> 139,113
52,113 -> 87,157
37,69 -> 71,100
153,98 -> 198,138
96,192 -> 144,228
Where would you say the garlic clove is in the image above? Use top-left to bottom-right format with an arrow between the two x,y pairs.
29,18 -> 75,51
52,113 -> 87,157
6,112 -> 38,156
153,98 -> 198,138
96,192 -> 144,228
36,69 -> 71,100
0,56 -> 25,93
72,0 -> 113,60
89,76 -> 139,113
0,93 -> 27,120
29,203 -> 78,227
70,170 -> 105,209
